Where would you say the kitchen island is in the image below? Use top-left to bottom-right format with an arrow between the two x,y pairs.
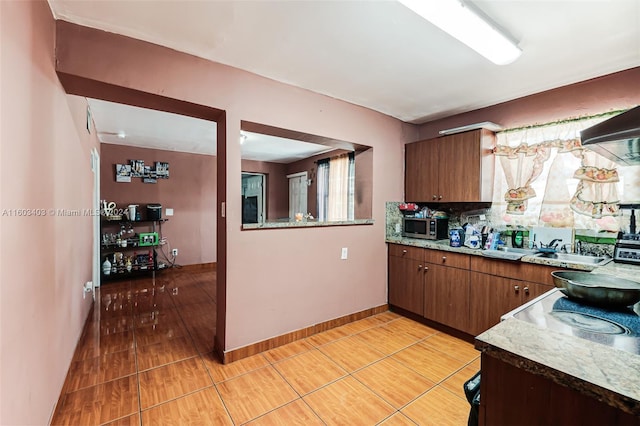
474,261 -> 640,424
475,314 -> 639,424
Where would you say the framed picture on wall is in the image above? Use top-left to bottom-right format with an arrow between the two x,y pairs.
130,160 -> 144,177
115,164 -> 131,183
155,161 -> 169,178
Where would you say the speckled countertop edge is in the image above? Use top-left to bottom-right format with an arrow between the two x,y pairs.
475,319 -> 640,415
243,219 -> 374,230
385,237 -> 600,272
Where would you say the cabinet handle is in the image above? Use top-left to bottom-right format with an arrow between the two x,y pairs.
514,285 -> 520,293
524,286 -> 530,295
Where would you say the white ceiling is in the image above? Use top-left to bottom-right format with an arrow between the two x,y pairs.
52,0 -> 640,157
87,98 -> 217,155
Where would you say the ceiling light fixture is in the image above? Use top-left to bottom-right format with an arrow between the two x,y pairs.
398,0 -> 522,65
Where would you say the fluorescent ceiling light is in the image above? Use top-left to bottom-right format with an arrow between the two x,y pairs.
399,0 -> 522,65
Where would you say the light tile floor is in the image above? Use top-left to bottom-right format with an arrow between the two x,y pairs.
51,268 -> 480,425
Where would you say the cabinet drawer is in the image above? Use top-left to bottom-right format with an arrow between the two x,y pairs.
388,244 -> 424,261
470,256 -> 558,286
424,250 -> 470,269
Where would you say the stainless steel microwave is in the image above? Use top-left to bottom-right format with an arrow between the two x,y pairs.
402,217 -> 449,240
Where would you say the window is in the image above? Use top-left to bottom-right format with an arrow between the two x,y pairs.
317,153 -> 355,222
490,112 -> 639,232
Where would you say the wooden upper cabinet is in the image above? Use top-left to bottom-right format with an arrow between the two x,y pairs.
405,139 -> 437,202
405,129 -> 495,203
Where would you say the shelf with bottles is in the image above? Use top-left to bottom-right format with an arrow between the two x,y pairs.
101,220 -> 165,251
101,250 -> 160,280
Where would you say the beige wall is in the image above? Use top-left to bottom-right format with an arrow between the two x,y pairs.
0,2 -> 98,424
417,67 -> 640,140
54,21 -> 411,352
100,144 -> 217,266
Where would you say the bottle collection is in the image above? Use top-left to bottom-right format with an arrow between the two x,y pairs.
102,250 -> 154,276
102,224 -> 138,248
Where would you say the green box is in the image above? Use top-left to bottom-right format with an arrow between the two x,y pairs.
139,232 -> 158,246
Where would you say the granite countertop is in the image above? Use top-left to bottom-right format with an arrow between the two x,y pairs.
387,236 -> 640,414
385,236 -> 603,271
244,219 -> 374,230
475,318 -> 640,415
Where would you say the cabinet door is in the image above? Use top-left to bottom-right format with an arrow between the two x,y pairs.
469,272 -> 522,335
424,264 -> 470,332
520,280 -> 553,304
389,255 -> 425,316
405,139 -> 438,202
439,130 -> 494,202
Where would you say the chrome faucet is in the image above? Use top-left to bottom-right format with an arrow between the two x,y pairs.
547,239 -> 562,249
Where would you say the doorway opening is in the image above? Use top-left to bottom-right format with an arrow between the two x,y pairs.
56,72 -> 228,359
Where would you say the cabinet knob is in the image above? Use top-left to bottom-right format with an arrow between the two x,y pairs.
424,266 -> 429,273
418,264 -> 423,270
438,195 -> 443,200
514,285 -> 520,293
402,249 -> 407,254
524,286 -> 530,295
442,256 -> 447,262
432,195 -> 437,200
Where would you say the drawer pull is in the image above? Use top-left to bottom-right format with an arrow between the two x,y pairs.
424,266 -> 429,272
514,285 -> 520,293
524,286 -> 530,295
402,250 -> 407,254
442,256 -> 447,262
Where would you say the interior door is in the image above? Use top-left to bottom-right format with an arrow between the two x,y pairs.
242,173 -> 265,223
287,172 -> 308,220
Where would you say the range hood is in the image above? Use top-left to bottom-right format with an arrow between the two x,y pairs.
581,106 -> 640,166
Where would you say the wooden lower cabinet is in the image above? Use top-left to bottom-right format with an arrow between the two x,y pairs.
424,263 -> 470,333
388,254 -> 425,316
388,244 -> 556,336
480,354 -> 638,425
468,272 -> 550,336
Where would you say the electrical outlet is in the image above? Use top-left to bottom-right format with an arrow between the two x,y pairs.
83,281 -> 93,299
341,247 -> 348,260
395,223 -> 401,233
172,248 -> 178,256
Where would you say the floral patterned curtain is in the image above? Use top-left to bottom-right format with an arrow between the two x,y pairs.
494,138 -> 581,215
570,149 -> 620,218
491,113 -> 623,228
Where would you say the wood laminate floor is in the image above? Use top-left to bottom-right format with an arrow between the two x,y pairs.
51,268 -> 480,425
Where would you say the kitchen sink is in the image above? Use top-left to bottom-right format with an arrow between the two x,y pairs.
498,247 -> 538,255
534,252 -> 611,266
482,247 -> 538,261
